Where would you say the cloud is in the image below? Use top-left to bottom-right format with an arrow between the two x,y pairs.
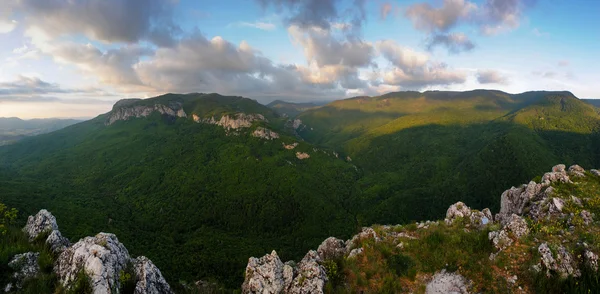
532,71 -> 557,79
426,33 -> 475,53
236,21 -> 277,31
405,0 -> 476,33
478,0 -> 536,35
0,20 -> 17,34
558,60 -> 569,67
376,40 -> 467,89
256,0 -> 366,32
381,3 -> 393,20
14,0 -> 181,46
476,70 -> 509,84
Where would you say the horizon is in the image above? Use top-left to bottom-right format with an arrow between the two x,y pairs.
1,0 -> 599,118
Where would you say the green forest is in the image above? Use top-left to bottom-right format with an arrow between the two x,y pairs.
1,91 -> 599,289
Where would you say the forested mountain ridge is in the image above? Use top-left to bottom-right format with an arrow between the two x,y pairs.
1,90 -> 599,291
0,117 -> 81,146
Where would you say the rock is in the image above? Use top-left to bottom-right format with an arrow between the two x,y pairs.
542,165 -> 572,184
591,169 -> 600,177
556,246 -> 578,277
202,113 -> 266,130
581,210 -> 593,225
504,214 -> 529,239
551,198 -> 565,212
538,243 -> 556,276
469,209 -> 493,228
445,202 -> 472,225
345,227 -> 378,251
489,230 -> 513,251
55,233 -> 131,293
106,102 -> 186,125
252,127 -> 280,140
568,165 -> 586,177
242,250 -> 290,294
584,250 -> 598,271
283,143 -> 299,150
507,275 -> 518,284
289,251 -> 327,294
23,209 -> 70,254
571,196 -> 583,207
7,252 -> 40,289
497,181 -> 542,224
553,164 -> 567,173
133,256 -> 173,294
347,248 -> 364,259
292,119 -> 303,129
316,237 -> 346,261
295,152 -> 310,160
425,269 -> 470,294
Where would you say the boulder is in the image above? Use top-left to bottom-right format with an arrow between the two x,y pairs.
580,210 -> 593,225
504,214 -> 529,239
242,250 -> 290,294
345,227 -> 378,251
7,252 -> 40,290
316,237 -> 346,261
538,243 -> 557,277
497,181 -> 542,224
469,208 -> 493,228
584,250 -> 598,272
425,269 -> 470,294
133,256 -> 173,294
23,209 -> 70,254
568,165 -> 586,177
347,248 -> 364,259
444,202 -> 472,225
591,169 -> 600,177
556,246 -> 578,277
289,250 -> 327,294
489,230 -> 513,251
55,233 -> 131,293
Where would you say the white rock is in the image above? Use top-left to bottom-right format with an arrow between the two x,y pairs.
106,102 -> 186,125
7,252 -> 40,289
242,250 -> 289,294
252,127 -> 280,140
133,256 -> 173,294
289,251 -> 327,294
316,237 -> 346,261
425,269 -> 470,294
23,209 -> 70,254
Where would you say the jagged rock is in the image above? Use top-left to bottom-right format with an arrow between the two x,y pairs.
316,237 -> 346,261
581,210 -> 593,225
568,165 -> 586,177
347,248 -> 364,259
445,202 -> 471,225
23,209 -> 70,254
133,256 -> 173,294
489,230 -> 513,251
106,102 -> 186,125
591,169 -> 600,177
551,198 -> 565,212
504,214 -> 529,239
584,250 -> 598,271
346,227 -> 378,251
538,243 -> 556,276
425,269 -> 470,294
7,252 -> 40,289
542,164 -> 572,185
289,251 -> 327,294
553,164 -> 567,173
252,127 -> 280,140
571,196 -> 583,207
295,152 -> 310,160
201,113 -> 266,130
242,250 -> 290,294
292,119 -> 303,129
497,181 -> 542,224
556,246 -> 578,277
55,233 -> 131,293
469,209 -> 493,228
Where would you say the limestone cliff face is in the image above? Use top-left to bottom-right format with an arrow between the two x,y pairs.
105,100 -> 187,125
194,113 -> 267,130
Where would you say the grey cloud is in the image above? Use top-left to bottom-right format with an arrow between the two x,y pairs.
476,70 -> 509,84
405,0 -> 475,33
17,0 -> 180,46
426,33 -> 475,53
478,0 -> 537,35
0,76 -> 116,104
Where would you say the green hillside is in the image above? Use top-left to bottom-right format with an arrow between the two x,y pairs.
266,100 -> 325,118
297,90 -> 600,225
0,93 -> 360,289
0,117 -> 81,146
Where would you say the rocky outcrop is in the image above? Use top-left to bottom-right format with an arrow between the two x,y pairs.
5,252 -> 40,291
444,202 -> 492,228
316,237 -> 346,261
55,233 -> 131,293
253,127 -> 280,140
242,250 -> 327,294
488,214 -> 529,252
106,101 -> 187,125
584,250 -> 598,272
199,113 -> 266,130
425,270 -> 470,294
568,165 -> 586,177
23,209 -> 70,254
133,256 -> 174,294
283,143 -> 299,150
295,152 -> 310,160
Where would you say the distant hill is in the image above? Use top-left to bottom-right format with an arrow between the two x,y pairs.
582,99 -> 600,107
0,117 -> 81,145
266,100 -> 326,117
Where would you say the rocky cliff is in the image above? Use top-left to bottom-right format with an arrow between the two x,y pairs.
4,210 -> 173,294
106,100 -> 187,125
242,164 -> 600,293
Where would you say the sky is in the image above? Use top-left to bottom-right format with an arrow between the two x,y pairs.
0,0 -> 599,118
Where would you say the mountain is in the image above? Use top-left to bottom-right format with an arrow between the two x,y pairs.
582,99 -> 600,108
0,117 -> 81,145
266,100 -> 325,118
1,90 -> 600,290
242,164 -> 600,293
0,93 -> 360,289
295,90 -> 600,225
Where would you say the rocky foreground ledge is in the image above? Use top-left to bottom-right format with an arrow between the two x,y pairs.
242,164 -> 600,293
5,210 -> 173,294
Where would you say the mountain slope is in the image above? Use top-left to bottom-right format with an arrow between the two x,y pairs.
266,100 -> 325,118
296,90 -> 600,225
0,117 -> 81,145
0,93 -> 360,289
